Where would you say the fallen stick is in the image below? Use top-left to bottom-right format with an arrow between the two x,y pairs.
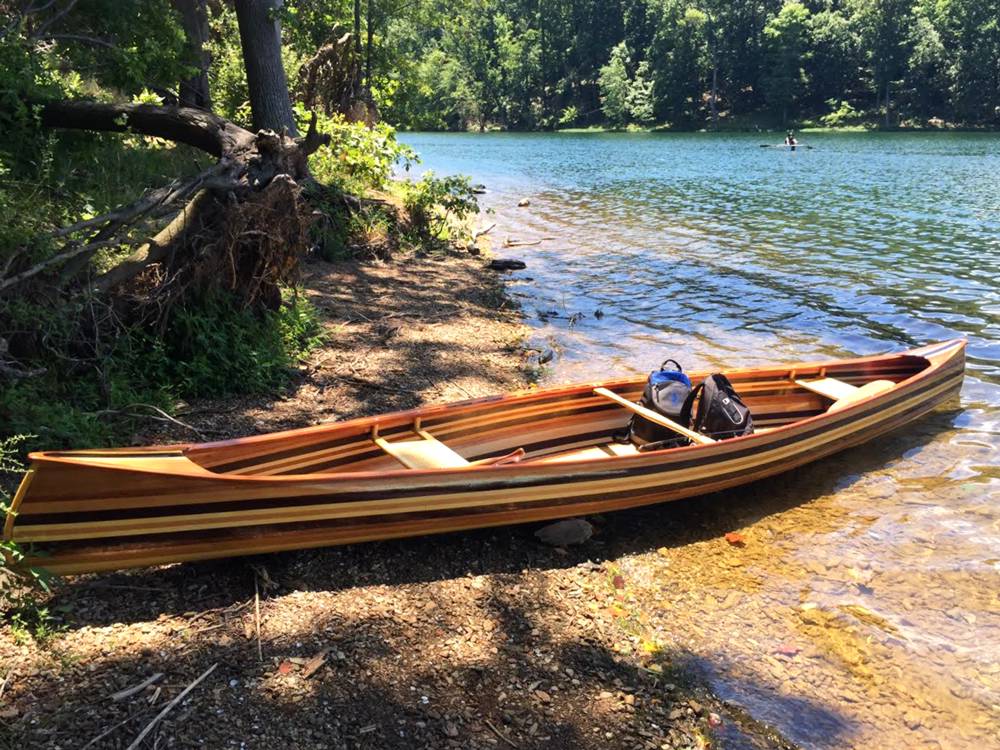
473,222 -> 496,240
502,239 -> 541,248
254,575 -> 263,662
82,707 -> 154,750
0,668 -> 14,701
301,649 -> 328,679
125,663 -> 218,750
111,672 -> 163,702
485,717 -> 519,749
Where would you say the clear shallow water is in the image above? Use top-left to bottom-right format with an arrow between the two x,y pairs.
400,132 -> 1000,749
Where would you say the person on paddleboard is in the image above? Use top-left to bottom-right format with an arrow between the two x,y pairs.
784,131 -> 798,150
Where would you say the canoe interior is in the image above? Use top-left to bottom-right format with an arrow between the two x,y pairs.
4,344 -> 964,576
178,353 -> 932,476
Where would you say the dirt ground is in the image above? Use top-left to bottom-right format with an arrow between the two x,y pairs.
0,250 -> 796,750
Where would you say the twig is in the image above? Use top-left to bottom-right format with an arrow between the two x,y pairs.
125,663 -> 218,750
38,32 -> 117,48
331,375 -> 395,393
90,403 -> 213,438
254,575 -> 263,662
82,706 -> 154,750
472,222 -> 496,240
82,582 -> 171,593
111,673 -> 164,702
190,622 -> 226,636
0,668 -> 14,701
485,718 -> 519,749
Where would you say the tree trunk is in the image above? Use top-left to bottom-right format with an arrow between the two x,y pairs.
365,0 -> 373,95
353,0 -> 364,95
172,0 -> 212,110
710,64 -> 718,129
233,0 -> 298,136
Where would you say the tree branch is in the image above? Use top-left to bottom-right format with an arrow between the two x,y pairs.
39,100 -> 255,159
0,238 -> 121,293
0,164 -> 238,294
38,32 -> 116,48
296,111 -> 331,157
93,189 -> 215,293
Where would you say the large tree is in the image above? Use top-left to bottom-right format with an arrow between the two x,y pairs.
2,0 -> 328,308
234,0 -> 299,135
173,0 -> 213,109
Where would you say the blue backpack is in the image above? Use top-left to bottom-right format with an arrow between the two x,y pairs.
628,359 -> 693,446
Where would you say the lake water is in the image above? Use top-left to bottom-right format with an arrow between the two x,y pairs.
400,132 -> 1000,749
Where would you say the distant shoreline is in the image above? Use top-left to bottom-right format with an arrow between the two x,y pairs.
399,123 -> 1000,135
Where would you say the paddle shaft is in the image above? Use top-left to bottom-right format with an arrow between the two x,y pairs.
593,388 -> 715,445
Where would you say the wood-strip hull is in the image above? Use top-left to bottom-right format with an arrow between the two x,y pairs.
5,340 -> 965,574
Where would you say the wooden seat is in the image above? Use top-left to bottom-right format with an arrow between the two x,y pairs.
373,423 -> 469,470
796,377 -> 895,413
795,377 -> 858,401
827,379 -> 895,412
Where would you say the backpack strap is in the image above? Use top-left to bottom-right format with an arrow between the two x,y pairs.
679,382 -> 703,429
660,358 -> 683,372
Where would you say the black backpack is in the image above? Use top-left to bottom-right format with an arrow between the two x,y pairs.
627,359 -> 694,447
689,374 -> 754,439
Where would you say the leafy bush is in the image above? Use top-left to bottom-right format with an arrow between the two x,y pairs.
820,99 -> 863,127
1,434 -> 56,637
0,290 -> 324,454
402,172 -> 479,240
305,108 -> 418,193
126,290 -> 325,399
558,106 -> 580,128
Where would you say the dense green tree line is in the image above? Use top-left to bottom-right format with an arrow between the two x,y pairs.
377,0 -> 1000,129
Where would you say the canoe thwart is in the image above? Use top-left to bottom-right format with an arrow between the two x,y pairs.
593,387 -> 715,445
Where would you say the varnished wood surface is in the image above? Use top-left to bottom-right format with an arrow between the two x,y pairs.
3,339 -> 966,574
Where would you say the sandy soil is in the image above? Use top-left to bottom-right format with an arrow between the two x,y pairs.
0,250 -> 796,750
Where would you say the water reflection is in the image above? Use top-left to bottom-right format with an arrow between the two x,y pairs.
401,131 -> 1000,750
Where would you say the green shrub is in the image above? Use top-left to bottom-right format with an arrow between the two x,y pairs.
0,290 -> 325,454
304,108 -> 418,193
402,172 -> 479,240
1,434 -> 56,636
820,99 -> 863,127
126,290 -> 325,399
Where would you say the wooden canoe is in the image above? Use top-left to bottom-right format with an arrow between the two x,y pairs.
4,339 -> 965,575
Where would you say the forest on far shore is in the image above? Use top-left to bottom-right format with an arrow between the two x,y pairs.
381,0 -> 1000,131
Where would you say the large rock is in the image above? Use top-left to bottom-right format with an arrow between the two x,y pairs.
535,518 -> 594,547
489,258 -> 527,271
